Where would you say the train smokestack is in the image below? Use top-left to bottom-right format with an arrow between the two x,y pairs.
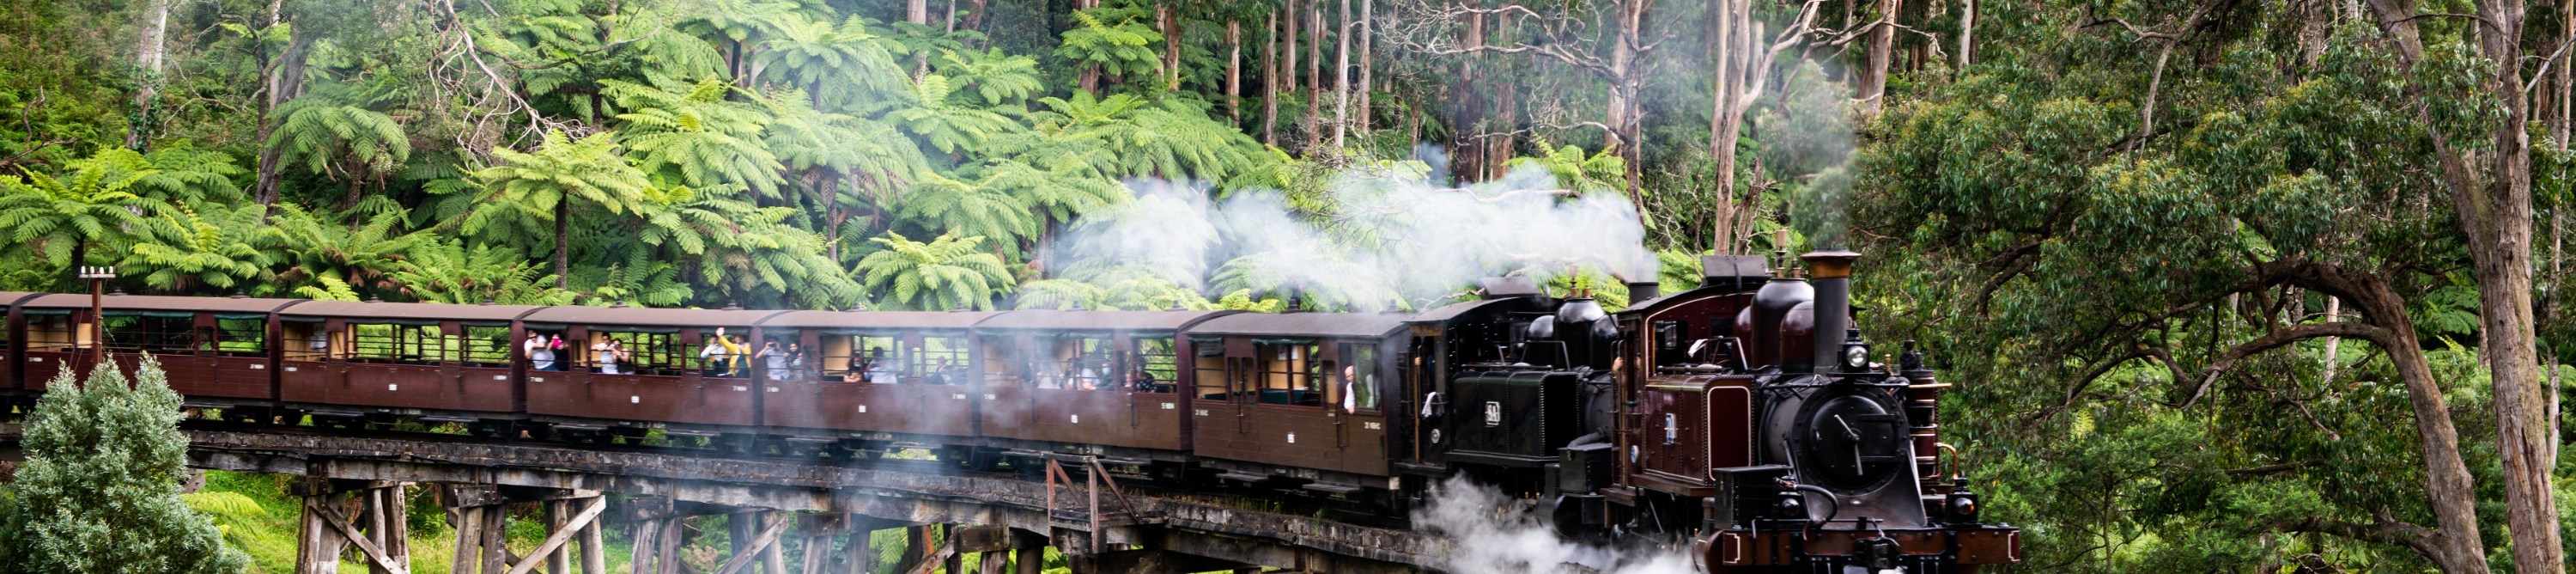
1802,250 -> 1860,372
1625,281 -> 1660,303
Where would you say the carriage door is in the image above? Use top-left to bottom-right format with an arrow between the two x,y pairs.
1225,338 -> 1256,433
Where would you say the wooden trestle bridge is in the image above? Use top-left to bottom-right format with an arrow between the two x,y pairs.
0,425 -> 1451,574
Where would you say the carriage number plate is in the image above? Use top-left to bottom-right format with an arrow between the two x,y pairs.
1161,402 -> 1175,410
952,394 -> 967,400
1194,409 -> 1210,417
1364,422 -> 1382,430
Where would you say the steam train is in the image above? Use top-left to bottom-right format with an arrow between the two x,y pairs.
0,250 -> 2015,572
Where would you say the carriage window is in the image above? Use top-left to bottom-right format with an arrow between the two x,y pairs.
1193,338 -> 1226,400
580,331 -> 686,376
212,318 -> 266,355
1134,337 -> 1177,394
104,314 -> 196,353
747,333 -> 807,382
348,323 -> 451,363
1344,344 -> 1378,412
460,326 -> 513,368
1255,341 -> 1321,406
26,312 -> 79,351
1031,335 -> 1112,390
914,336 -> 971,385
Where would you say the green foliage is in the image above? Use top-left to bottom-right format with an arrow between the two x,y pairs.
121,201 -> 279,293
0,357 -> 251,573
1053,7 -> 1163,85
610,78 -> 788,198
851,231 -> 1015,310
268,85 -> 411,182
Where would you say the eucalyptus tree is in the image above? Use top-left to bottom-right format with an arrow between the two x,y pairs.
851,231 -> 1015,310
1850,2 -> 2535,570
462,131 -> 654,289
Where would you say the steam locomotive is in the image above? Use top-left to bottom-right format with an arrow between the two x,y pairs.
1420,251 -> 2020,572
0,250 -> 2014,572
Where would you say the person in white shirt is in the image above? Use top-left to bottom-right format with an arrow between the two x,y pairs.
593,339 -> 619,375
527,333 -> 556,370
1341,364 -> 1359,412
758,341 -> 789,381
699,338 -> 727,376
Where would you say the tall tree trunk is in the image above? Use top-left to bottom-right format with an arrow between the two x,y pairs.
1451,3 -> 1485,183
2282,261 -> 2491,574
945,0 -> 958,33
1285,0 -> 1299,105
1357,0 -> 1372,131
908,0 -> 931,25
1332,0 -> 1352,149
1160,3 -> 1181,89
555,198 -> 571,290
1306,0 -> 1324,152
1262,11 -> 1279,145
254,20 -> 319,207
1956,0 -> 1973,69
126,0 -> 170,151
1858,0 -> 1900,113
1228,18 -> 1242,122
1605,0 -> 1644,200
2366,1 -> 2563,571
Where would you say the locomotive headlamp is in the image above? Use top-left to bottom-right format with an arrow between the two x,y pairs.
1776,493 -> 1807,518
1839,328 -> 1869,371
1947,490 -> 1982,522
1841,344 -> 1869,370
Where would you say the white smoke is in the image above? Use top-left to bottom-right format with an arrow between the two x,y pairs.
1413,477 -> 1696,574
1041,160 -> 1660,311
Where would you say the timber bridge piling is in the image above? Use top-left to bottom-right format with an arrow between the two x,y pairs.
0,426 -> 1448,574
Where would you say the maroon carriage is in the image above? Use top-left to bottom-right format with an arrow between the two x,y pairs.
277,301 -> 545,434
519,305 -> 788,443
1184,312 -> 1406,497
0,292 -> 38,410
973,309 -> 1237,470
756,309 -> 998,454
15,293 -> 302,412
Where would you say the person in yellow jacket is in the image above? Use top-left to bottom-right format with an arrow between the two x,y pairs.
714,327 -> 749,377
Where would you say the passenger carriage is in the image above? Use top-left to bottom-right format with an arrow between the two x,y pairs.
15,293 -> 300,417
1185,312 -> 1406,498
519,304 -> 789,444
972,309 -> 1238,473
757,308 -> 997,457
277,301 -> 546,436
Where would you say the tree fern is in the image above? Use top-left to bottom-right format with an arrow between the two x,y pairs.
609,78 -> 788,198
851,231 -> 1014,311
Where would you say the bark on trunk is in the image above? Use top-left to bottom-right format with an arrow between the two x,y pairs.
908,0 -> 931,25
1858,0 -> 1900,113
555,198 -> 571,290
126,0 -> 171,151
1262,11 -> 1279,145
1357,0 -> 1372,131
1332,0 -> 1352,150
1228,19 -> 1242,122
1956,0 -> 1974,68
1451,4 -> 1485,182
2366,1 -> 2563,571
1159,3 -> 1180,89
255,27 -> 319,206
1306,0 -> 1324,152
2295,262 -> 2490,574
